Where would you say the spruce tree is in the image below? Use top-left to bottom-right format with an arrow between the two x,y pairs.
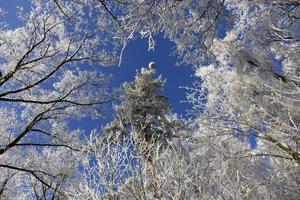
104,62 -> 181,161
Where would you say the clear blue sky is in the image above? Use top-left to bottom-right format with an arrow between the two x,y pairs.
73,37 -> 197,132
107,37 -> 196,115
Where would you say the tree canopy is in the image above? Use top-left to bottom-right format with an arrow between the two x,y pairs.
0,0 -> 299,199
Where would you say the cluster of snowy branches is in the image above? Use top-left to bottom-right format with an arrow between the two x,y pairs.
0,0 -> 299,199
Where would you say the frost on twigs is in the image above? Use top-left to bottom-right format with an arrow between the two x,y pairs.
0,2 -> 114,198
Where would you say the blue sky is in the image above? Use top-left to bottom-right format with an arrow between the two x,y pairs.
70,37 -> 197,132
107,37 -> 196,115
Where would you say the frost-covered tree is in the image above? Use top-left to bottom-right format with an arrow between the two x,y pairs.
181,1 -> 300,198
69,63 -> 190,199
104,62 -> 176,149
0,3 -> 114,199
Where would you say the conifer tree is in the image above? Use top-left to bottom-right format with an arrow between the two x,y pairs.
104,62 -> 181,162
